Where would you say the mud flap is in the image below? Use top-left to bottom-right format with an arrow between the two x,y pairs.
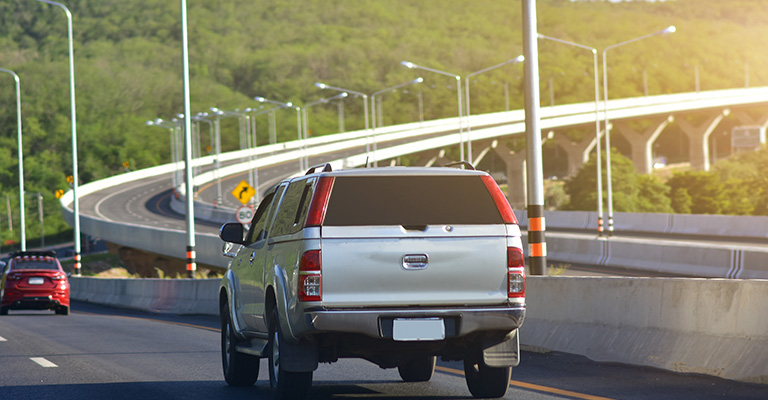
280,337 -> 319,372
482,329 -> 520,367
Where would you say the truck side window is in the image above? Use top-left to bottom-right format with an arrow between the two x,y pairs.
261,184 -> 287,241
271,179 -> 310,237
244,191 -> 275,244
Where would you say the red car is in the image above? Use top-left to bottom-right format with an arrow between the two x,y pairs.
1,251 -> 70,315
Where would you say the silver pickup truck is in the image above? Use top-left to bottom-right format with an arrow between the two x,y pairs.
218,165 -> 526,399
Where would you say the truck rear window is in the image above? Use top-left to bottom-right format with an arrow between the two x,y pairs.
323,176 -> 504,226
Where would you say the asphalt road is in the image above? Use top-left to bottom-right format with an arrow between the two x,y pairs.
1,301 -> 765,400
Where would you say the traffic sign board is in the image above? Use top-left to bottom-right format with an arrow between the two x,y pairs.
236,205 -> 254,224
231,180 -> 256,205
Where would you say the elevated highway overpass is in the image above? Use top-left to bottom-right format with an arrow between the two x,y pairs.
60,87 -> 768,278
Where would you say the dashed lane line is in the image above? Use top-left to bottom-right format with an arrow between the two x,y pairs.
30,357 -> 58,368
0,335 -> 6,342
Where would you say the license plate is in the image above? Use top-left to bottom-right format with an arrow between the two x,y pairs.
28,277 -> 45,285
393,318 -> 445,341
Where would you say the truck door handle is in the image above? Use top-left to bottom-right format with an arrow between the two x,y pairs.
249,252 -> 256,265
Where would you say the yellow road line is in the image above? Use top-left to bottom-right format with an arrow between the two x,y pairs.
436,365 -> 615,400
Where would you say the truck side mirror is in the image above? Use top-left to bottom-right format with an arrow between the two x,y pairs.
219,223 -> 246,245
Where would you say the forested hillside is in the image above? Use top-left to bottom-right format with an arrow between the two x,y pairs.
1,0 -> 768,245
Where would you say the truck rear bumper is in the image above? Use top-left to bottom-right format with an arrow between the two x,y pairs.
298,305 -> 525,340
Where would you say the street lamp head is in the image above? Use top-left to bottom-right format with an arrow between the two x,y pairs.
286,102 -> 293,107
663,25 -> 676,34
414,77 -> 424,83
176,113 -> 185,119
209,107 -> 220,113
145,120 -> 154,126
515,55 -> 525,63
401,61 -> 415,69
315,82 -> 327,89
254,96 -> 266,102
338,92 -> 348,99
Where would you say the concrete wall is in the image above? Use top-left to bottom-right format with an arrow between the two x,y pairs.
70,276 -> 220,315
523,277 -> 768,385
69,275 -> 768,385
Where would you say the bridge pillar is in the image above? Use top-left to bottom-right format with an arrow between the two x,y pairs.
614,116 -> 674,174
732,110 -> 768,145
555,131 -> 594,177
415,149 -> 450,167
492,142 -> 527,209
677,109 -> 730,171
471,141 -> 494,166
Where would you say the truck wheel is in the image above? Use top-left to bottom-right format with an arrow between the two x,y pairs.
398,355 -> 436,382
464,359 -> 512,398
268,308 -> 312,400
0,306 -> 7,315
221,302 -> 260,386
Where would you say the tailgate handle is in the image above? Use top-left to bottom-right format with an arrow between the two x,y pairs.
402,254 -> 429,270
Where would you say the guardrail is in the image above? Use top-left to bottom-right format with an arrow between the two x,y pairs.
69,275 -> 768,385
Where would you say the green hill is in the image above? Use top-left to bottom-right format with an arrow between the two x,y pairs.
1,0 -> 768,245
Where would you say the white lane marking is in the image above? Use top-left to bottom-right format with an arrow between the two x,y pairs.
0,335 -> 7,341
30,357 -> 58,368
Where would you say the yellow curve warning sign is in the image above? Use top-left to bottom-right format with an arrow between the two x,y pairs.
231,180 -> 256,205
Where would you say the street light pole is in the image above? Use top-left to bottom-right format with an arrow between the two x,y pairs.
0,67 -> 26,251
401,61 -> 465,161
464,55 -> 525,165
146,119 -> 180,188
302,92 -> 349,169
315,82 -> 370,156
537,33 -> 604,236
370,78 -> 424,167
180,0 -> 196,278
602,25 -> 676,237
36,0 -> 81,273
522,0 -> 546,276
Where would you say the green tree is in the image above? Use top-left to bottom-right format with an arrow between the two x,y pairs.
563,149 -> 672,213
666,171 -> 726,214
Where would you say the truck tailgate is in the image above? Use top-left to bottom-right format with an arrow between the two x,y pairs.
320,225 -> 508,308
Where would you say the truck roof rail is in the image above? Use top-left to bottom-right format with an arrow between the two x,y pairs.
444,161 -> 476,170
305,163 -> 333,175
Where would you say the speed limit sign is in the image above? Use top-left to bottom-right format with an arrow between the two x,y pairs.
236,205 -> 254,224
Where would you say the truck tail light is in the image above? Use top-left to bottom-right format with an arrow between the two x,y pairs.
507,247 -> 526,298
306,176 -> 335,227
299,250 -> 322,302
481,175 -> 518,224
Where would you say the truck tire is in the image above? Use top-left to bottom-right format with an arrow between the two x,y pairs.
398,355 -> 436,382
0,306 -> 7,315
464,359 -> 512,398
221,302 -> 260,386
268,308 -> 312,400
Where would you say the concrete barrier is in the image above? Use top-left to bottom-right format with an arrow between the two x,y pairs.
521,276 -> 768,385
70,276 -> 220,315
69,275 -> 768,385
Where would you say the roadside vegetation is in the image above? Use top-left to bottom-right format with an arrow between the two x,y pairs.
1,0 -> 767,247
